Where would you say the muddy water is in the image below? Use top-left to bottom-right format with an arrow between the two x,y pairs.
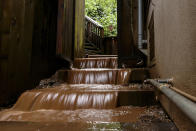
58,69 -> 132,84
0,57 -> 177,130
0,106 -> 146,122
73,57 -> 118,69
0,106 -> 177,130
12,89 -> 118,111
0,122 -> 178,131
8,84 -> 154,111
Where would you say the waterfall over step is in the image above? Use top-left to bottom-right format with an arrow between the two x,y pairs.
3,56 -> 135,112
56,69 -> 131,84
12,88 -> 118,111
73,57 -> 118,69
0,55 -> 156,123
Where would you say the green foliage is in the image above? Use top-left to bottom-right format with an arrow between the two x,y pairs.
85,0 -> 117,37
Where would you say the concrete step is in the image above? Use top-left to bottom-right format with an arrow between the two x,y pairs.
73,57 -> 118,69
55,69 -> 131,85
56,68 -> 149,84
10,84 -> 155,111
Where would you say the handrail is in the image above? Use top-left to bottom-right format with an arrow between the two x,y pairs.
85,16 -> 104,51
85,16 -> 103,28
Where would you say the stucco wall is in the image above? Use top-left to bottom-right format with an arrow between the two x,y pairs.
148,0 -> 196,97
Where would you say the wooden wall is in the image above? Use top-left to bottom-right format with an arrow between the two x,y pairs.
0,0 -> 85,106
74,0 -> 85,58
31,0 -> 59,86
0,0 -> 35,105
104,37 -> 118,55
117,0 -> 146,67
56,0 -> 74,61
0,0 -> 61,106
56,0 -> 85,61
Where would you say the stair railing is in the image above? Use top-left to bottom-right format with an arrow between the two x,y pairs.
85,16 -> 104,51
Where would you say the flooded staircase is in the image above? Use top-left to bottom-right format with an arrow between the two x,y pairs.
0,56 -> 177,130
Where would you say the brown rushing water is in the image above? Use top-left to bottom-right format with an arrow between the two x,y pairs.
0,106 -> 177,130
7,84 -> 153,111
0,57 -> 178,130
0,106 -> 146,122
61,69 -> 132,84
12,90 -> 118,111
73,57 -> 118,69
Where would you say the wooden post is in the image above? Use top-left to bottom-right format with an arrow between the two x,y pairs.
100,28 -> 104,50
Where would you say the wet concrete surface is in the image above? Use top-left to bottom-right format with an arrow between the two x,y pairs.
0,121 -> 177,131
0,106 -> 178,131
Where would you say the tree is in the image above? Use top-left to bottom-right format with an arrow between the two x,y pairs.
85,0 -> 117,37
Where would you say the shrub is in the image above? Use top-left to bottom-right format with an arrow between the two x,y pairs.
85,0 -> 117,37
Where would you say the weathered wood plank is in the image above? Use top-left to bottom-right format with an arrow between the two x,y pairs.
0,0 -> 59,105
56,0 -> 85,60
56,0 -> 74,61
117,0 -> 146,67
74,0 -> 85,58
